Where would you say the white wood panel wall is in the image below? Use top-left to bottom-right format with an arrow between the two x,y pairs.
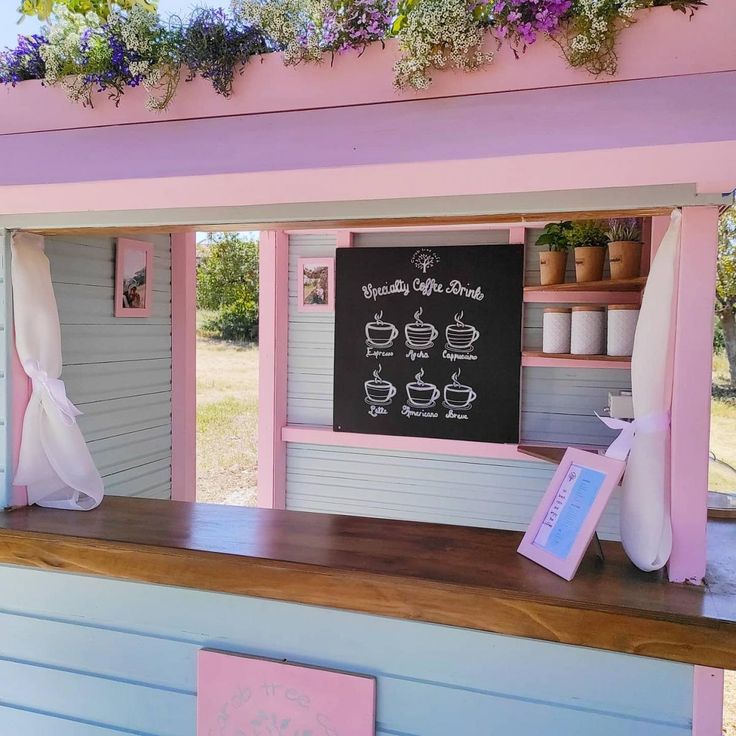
285,229 -> 629,539
47,234 -> 172,500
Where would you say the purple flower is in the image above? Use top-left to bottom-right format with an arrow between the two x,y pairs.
0,34 -> 47,86
491,0 -> 571,51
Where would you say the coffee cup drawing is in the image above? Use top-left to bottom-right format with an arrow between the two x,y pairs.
365,311 -> 399,349
405,367 -> 440,409
364,364 -> 397,405
405,307 -> 438,350
443,369 -> 476,410
445,311 -> 480,353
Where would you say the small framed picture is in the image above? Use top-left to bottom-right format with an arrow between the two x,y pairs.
297,257 -> 335,313
115,239 -> 153,318
517,448 -> 626,581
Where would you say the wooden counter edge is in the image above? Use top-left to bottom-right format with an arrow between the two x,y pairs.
1,528 -> 735,670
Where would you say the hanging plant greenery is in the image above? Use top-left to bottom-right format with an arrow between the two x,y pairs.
389,0 -> 493,90
557,0 -> 707,76
0,0 -> 708,110
170,8 -> 269,98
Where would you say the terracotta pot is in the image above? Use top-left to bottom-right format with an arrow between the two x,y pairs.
539,250 -> 568,286
608,240 -> 642,280
574,246 -> 606,283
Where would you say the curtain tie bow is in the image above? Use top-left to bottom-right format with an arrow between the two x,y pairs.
596,411 -> 670,461
24,360 -> 83,427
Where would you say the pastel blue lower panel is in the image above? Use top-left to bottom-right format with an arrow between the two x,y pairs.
0,565 -> 693,736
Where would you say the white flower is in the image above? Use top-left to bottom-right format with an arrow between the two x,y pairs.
393,0 -> 493,90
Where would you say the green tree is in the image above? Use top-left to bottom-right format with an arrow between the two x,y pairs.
716,207 -> 736,386
197,233 -> 259,342
18,0 -> 157,22
197,232 -> 259,310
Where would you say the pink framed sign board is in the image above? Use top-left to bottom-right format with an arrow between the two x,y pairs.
197,649 -> 376,736
518,448 -> 626,581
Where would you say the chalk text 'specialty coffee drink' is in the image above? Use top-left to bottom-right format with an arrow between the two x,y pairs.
445,311 -> 480,352
365,310 -> 398,348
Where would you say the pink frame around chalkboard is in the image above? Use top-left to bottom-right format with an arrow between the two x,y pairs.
517,448 -> 626,581
197,649 -> 376,736
297,257 -> 335,313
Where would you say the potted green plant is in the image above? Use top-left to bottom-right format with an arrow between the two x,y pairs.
536,221 -> 572,286
607,218 -> 643,280
568,220 -> 609,283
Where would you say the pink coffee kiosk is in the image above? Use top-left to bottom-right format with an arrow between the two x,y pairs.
0,2 -> 734,734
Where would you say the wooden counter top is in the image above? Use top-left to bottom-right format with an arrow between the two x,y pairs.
1,497 -> 736,669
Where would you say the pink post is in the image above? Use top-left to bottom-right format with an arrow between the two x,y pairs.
650,215 -> 671,262
257,231 -> 289,509
508,226 -> 526,245
335,230 -> 354,248
668,206 -> 719,584
171,232 -> 197,503
693,666 -> 724,735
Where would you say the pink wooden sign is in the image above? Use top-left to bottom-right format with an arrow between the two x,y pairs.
197,650 -> 376,736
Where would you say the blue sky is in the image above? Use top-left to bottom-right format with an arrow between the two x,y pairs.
0,1 -> 228,48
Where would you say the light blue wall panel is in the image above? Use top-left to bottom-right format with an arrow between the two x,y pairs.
46,234 -> 172,500
0,565 -> 693,736
287,442 -> 621,539
285,230 -> 630,538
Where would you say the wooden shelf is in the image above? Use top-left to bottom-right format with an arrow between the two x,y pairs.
524,276 -> 647,294
708,491 -> 736,520
522,352 -> 632,369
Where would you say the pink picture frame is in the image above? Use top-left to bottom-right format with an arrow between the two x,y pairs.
517,448 -> 626,581
297,257 -> 335,313
115,238 -> 153,318
197,649 -> 376,736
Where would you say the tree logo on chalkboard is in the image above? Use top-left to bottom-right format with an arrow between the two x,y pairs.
411,249 -> 440,274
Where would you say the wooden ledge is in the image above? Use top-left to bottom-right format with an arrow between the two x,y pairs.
1,497 -> 736,669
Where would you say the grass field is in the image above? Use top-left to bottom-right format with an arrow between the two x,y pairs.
711,353 -> 736,494
196,336 -> 259,506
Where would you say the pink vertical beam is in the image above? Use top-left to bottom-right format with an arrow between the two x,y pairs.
693,666 -> 724,736
640,218 -> 652,277
650,215 -> 671,263
508,226 -> 526,245
668,206 -> 719,584
335,230 -> 354,248
257,231 -> 289,509
171,232 -> 197,503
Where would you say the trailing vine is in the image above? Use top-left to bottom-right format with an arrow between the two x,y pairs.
0,0 -> 707,109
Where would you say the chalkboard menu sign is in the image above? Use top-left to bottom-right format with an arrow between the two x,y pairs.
333,244 -> 524,443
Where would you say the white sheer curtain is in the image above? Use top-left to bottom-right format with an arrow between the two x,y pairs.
618,210 -> 681,571
11,232 -> 104,511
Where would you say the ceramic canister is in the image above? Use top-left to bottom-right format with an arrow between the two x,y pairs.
607,304 -> 640,356
570,306 -> 606,355
542,307 -> 572,354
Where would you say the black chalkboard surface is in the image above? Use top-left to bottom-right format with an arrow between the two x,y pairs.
333,244 -> 524,443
